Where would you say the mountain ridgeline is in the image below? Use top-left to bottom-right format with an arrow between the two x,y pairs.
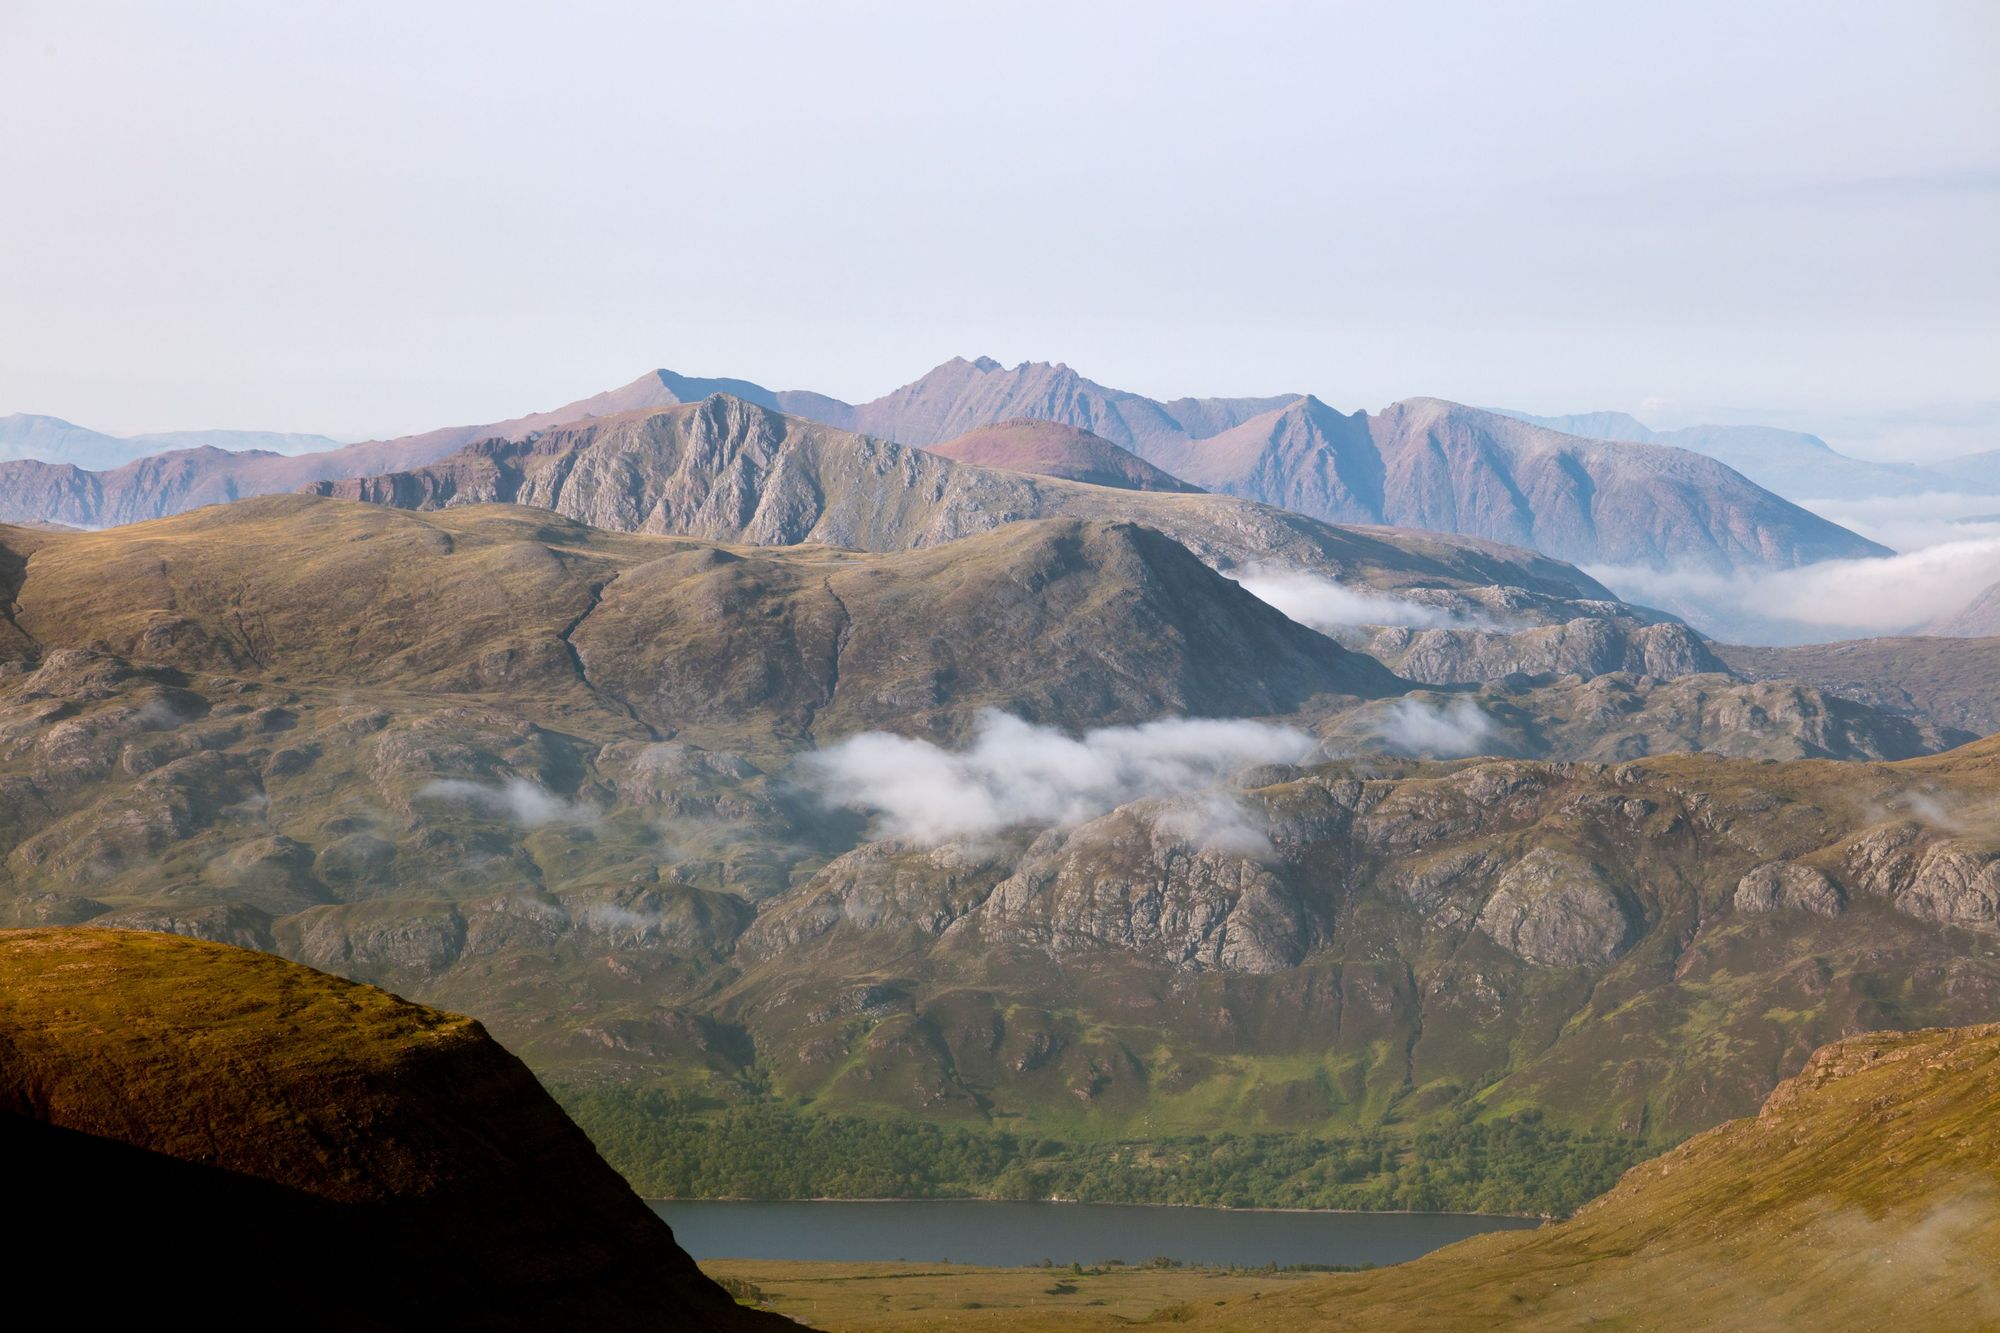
1,358 -> 1885,577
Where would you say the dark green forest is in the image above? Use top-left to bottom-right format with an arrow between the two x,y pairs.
560,1087 -> 1652,1217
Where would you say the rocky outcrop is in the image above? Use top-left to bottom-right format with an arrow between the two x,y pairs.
1361,618 -> 1724,686
1893,842 -> 2000,928
970,801 -> 1312,973
741,840 -> 1009,956
1474,847 -> 1637,966
1837,822 -> 2000,930
1733,861 -> 1844,916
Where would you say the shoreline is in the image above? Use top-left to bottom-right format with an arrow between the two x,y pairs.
647,1196 -> 1546,1221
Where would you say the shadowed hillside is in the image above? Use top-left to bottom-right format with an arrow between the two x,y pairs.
0,927 -> 785,1330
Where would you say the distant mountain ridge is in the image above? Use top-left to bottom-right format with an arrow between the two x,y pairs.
4,360 -> 1886,582
307,393 -> 1646,617
0,412 -> 341,471
1492,406 -> 1965,503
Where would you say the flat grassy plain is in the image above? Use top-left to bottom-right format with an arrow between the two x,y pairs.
699,1259 -> 1331,1329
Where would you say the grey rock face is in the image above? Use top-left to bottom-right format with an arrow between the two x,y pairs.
971,803 -> 1310,973
742,841 -> 1006,957
1364,619 -> 1725,687
1734,862 -> 1844,916
1895,843 -> 2000,928
1474,848 -> 1636,966
1840,822 -> 2000,930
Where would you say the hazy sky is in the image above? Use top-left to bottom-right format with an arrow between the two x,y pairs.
3,1 -> 1996,457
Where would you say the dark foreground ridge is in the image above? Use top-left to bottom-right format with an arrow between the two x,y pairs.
0,927 -> 788,1331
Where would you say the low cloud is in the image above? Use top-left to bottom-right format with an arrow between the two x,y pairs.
1344,696 -> 1498,759
798,710 -> 1315,847
419,777 -> 599,827
1800,492 -> 2000,553
1232,567 -> 1471,630
1591,536 -> 2000,643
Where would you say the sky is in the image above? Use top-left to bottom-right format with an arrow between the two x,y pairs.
2,0 -> 1996,458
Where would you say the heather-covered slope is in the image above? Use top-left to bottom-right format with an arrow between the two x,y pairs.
739,1022 -> 2000,1330
0,927 -> 781,1330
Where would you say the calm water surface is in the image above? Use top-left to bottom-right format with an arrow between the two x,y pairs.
651,1199 -> 1537,1268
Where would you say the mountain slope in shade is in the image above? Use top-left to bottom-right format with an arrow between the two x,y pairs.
310,394 -> 1639,616
923,418 -> 1202,492
0,927 -> 781,1330
1158,1022 -> 2000,1331
1495,407 -> 1961,502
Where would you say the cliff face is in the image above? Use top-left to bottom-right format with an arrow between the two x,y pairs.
0,927 -> 782,1330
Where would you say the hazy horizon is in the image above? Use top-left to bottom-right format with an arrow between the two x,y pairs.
3,1 -> 1996,460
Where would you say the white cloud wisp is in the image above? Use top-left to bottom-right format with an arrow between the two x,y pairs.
797,710 -> 1316,848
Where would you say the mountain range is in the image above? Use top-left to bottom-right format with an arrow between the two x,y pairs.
0,411 -> 340,471
1492,408 -> 1977,503
0,359 -> 1888,584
